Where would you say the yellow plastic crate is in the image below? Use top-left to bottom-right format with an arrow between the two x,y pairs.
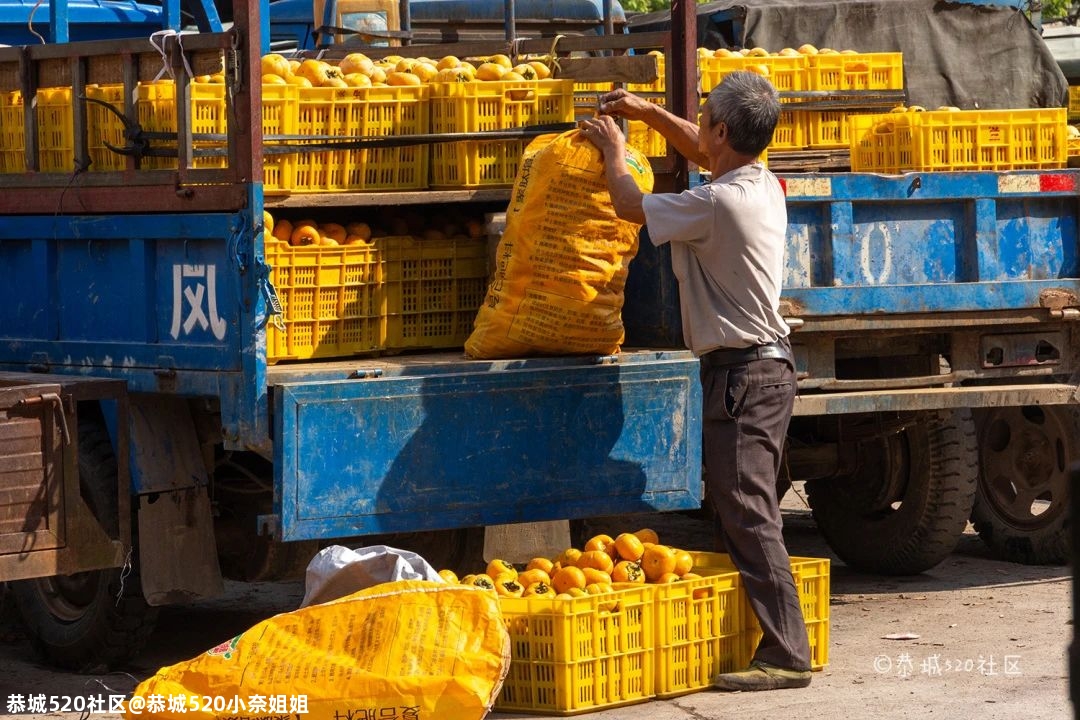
691,552 -> 830,671
135,81 -> 294,184
627,119 -> 666,157
36,86 -> 75,172
135,81 -> 227,170
849,111 -> 917,172
770,110 -> 807,150
807,109 -> 879,149
85,84 -> 131,171
1069,86 -> 1080,121
913,107 -> 1067,171
699,55 -> 807,94
289,84 -> 428,193
654,571 -> 744,698
806,52 -> 903,91
495,585 -> 655,715
0,90 -> 25,173
376,235 -> 488,350
265,240 -> 383,363
429,79 -> 575,188
626,94 -> 668,157
851,108 -> 1068,172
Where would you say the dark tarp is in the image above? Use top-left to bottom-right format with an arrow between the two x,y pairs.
629,0 -> 1067,109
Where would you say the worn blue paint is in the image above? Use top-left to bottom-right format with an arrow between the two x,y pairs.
1,214 -> 240,359
273,356 -> 702,540
0,0 -> 219,44
780,171 -> 1080,316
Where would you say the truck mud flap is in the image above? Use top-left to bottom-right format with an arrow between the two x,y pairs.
272,354 -> 702,542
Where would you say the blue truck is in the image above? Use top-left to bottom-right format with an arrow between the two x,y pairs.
0,0 -> 1074,672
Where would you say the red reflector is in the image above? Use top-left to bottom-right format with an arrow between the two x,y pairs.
1040,174 -> 1075,192
778,178 -> 787,195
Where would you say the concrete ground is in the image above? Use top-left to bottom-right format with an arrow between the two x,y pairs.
0,487 -> 1072,720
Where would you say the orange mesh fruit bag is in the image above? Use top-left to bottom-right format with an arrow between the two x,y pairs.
465,129 -> 653,358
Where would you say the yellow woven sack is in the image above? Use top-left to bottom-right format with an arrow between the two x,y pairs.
125,580 -> 511,720
465,129 -> 653,359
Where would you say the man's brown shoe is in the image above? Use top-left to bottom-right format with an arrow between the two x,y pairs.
712,660 -> 812,691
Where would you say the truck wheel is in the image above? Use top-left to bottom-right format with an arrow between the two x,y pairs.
806,409 -> 978,575
970,405 -> 1072,565
11,416 -> 157,672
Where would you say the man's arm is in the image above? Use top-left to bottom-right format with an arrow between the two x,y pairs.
600,89 -> 709,169
578,116 -> 647,225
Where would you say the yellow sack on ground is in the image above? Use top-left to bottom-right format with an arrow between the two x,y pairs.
125,580 -> 511,720
465,129 -> 654,359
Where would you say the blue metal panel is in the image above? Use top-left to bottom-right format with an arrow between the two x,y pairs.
0,0 -> 164,44
0,212 -> 245,371
409,0 -> 626,23
273,355 -> 702,541
780,171 -> 1080,317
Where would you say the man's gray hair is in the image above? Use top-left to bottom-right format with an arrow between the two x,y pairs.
702,71 -> 780,156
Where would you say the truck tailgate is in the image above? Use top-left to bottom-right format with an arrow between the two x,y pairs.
270,350 -> 701,541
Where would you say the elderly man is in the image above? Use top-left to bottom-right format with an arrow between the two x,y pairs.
578,70 -> 811,691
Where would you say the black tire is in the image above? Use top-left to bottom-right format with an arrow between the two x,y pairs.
806,409 -> 978,575
11,416 -> 157,672
971,405 -> 1072,565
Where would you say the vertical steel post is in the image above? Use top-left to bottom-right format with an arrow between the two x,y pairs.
504,0 -> 516,45
163,0 -> 182,31
669,0 -> 697,193
49,0 -> 68,43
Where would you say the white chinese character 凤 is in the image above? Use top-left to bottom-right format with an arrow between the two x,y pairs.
170,264 -> 228,341
920,653 -> 942,677
290,695 -> 309,714
167,695 -> 189,714
7,695 -> 26,714
979,655 -> 998,676
27,695 -> 46,713
896,653 -> 914,677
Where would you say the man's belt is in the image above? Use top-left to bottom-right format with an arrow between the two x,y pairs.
700,339 -> 793,368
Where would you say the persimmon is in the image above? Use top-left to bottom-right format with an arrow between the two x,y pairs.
641,545 -> 678,582
581,568 -> 612,586
526,557 -> 554,574
289,223 -> 320,247
470,575 -> 495,591
523,581 -> 556,598
577,550 -> 614,575
493,574 -> 524,597
673,549 -> 694,576
557,547 -> 582,567
271,218 -> 293,243
584,534 -> 616,559
633,528 -> 660,545
486,559 -> 517,580
611,560 -> 645,584
516,568 -> 551,588
613,533 -> 645,562
551,566 -> 587,594
437,568 -> 458,584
